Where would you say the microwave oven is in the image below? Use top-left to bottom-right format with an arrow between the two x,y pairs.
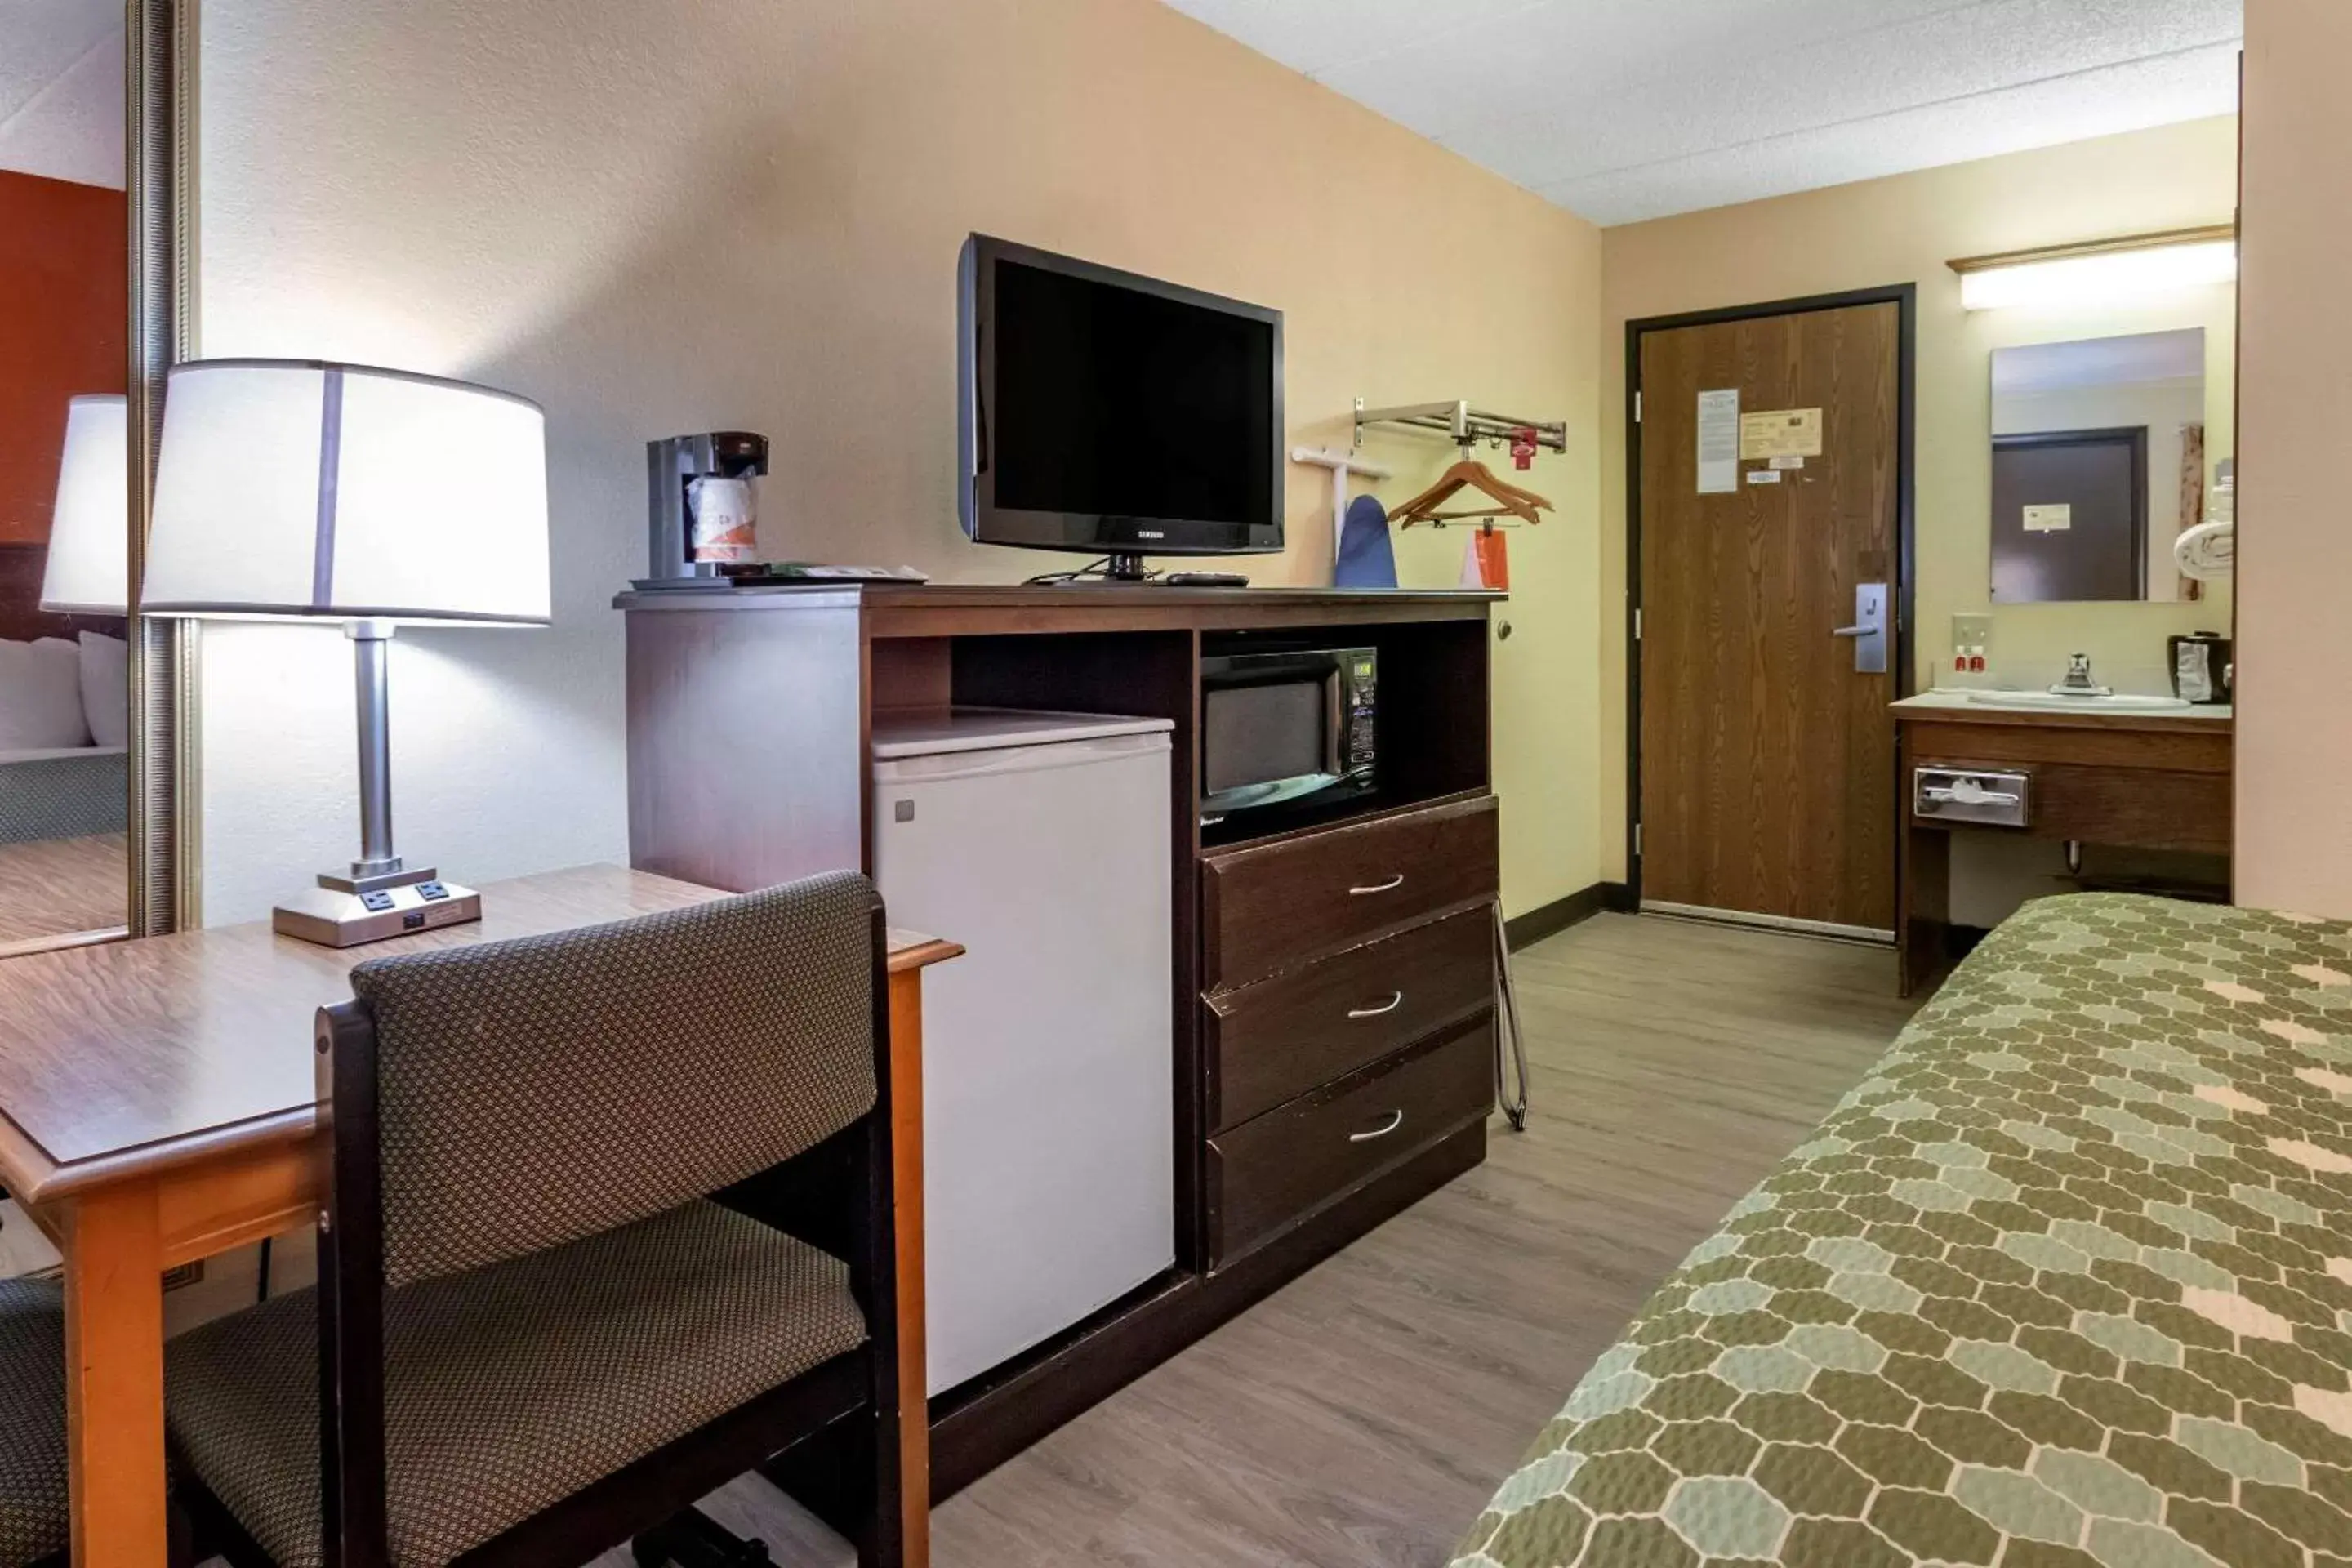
1199,644 -> 1377,826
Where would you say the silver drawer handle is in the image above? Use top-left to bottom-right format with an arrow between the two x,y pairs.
1350,1109 -> 1405,1143
1923,786 -> 2021,806
1349,873 -> 1405,895
1348,991 -> 1403,1019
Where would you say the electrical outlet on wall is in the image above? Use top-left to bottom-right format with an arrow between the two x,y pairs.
1950,613 -> 1994,687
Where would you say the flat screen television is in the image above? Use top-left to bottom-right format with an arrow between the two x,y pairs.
958,234 -> 1283,578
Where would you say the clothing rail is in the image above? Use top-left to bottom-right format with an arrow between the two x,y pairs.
1354,399 -> 1569,454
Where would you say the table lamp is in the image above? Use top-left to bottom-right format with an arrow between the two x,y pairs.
141,359 -> 550,947
40,394 -> 129,614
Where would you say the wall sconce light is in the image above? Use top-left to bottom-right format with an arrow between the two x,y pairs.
1949,224 -> 2238,311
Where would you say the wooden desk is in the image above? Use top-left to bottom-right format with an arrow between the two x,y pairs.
0,863 -> 960,1568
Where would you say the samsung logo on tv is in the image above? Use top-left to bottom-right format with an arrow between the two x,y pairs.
1137,529 -> 1165,540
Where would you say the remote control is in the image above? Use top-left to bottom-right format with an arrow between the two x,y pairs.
1163,571 -> 1250,587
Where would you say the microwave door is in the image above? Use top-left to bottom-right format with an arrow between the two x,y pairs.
1199,670 -> 1343,814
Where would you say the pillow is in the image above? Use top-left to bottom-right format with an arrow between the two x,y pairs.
78,631 -> 128,748
0,637 -> 92,750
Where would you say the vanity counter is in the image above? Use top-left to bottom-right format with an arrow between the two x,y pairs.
1891,691 -> 2232,727
1894,693 -> 2232,995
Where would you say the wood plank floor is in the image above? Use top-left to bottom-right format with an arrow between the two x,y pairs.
0,830 -> 125,947
466,914 -> 1927,1566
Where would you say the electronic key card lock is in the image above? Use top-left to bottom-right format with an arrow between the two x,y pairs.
1832,582 -> 1888,675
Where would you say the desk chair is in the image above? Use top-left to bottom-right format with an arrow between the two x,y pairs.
0,1272 -> 194,1568
0,1279 -> 66,1568
164,871 -> 903,1568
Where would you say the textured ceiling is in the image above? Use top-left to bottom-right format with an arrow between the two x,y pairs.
1160,0 -> 2242,225
0,0 -> 124,188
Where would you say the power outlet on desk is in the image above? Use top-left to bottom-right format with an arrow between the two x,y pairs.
274,879 -> 483,948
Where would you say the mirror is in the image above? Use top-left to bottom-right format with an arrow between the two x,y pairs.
0,0 -> 189,957
1989,328 -> 2219,604
0,0 -> 132,954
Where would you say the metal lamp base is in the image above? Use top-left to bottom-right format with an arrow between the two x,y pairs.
273,867 -> 481,948
276,620 -> 486,947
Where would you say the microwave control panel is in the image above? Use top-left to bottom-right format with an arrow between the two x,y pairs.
1346,652 -> 1378,775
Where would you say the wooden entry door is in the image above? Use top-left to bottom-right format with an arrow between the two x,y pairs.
1637,300 -> 1902,937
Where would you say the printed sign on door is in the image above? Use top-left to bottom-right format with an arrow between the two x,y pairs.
1740,408 -> 1824,461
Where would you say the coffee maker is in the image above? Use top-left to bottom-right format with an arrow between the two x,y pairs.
639,431 -> 769,590
2168,630 -> 2234,706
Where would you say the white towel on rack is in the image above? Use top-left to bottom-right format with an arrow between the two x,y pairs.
2175,519 -> 2234,581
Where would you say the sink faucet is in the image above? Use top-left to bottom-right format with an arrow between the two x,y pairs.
2048,653 -> 2113,697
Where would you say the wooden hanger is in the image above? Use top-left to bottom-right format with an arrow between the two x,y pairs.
1386,459 -> 1552,528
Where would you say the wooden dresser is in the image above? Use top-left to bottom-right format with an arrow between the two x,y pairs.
617,582 -> 1502,1498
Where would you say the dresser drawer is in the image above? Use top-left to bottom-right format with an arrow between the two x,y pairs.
1205,905 -> 1492,1133
1207,1022 -> 1493,1267
1201,795 -> 1499,991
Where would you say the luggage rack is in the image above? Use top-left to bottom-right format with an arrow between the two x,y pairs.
1353,399 -> 1568,455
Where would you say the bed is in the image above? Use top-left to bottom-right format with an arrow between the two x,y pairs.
0,745 -> 128,846
1455,893 -> 2352,1568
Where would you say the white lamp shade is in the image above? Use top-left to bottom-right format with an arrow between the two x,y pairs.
141,359 -> 550,626
40,394 -> 129,614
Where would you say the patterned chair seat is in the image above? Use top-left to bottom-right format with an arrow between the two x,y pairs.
0,1279 -> 67,1568
167,1199 -> 865,1568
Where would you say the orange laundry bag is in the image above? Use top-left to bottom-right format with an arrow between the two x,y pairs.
1472,527 -> 1508,590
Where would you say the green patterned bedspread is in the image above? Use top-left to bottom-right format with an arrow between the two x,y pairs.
1454,893 -> 2352,1568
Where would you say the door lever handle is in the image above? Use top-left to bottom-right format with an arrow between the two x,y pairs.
1833,583 -> 1889,674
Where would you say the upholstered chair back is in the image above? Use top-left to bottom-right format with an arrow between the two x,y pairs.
345,871 -> 881,1289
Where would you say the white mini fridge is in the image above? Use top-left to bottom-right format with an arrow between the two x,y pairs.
871,708 -> 1174,1396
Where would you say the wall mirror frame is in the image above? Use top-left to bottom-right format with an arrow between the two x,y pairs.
127,0 -> 202,940
0,0 -> 198,958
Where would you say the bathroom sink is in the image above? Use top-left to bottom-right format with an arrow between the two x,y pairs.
1965,690 -> 2191,713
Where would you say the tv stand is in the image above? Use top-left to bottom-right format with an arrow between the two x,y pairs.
616,581 -> 1502,1501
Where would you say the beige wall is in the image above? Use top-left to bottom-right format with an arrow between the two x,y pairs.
1597,118 -> 2239,882
194,0 -> 1604,922
2236,0 -> 2352,917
